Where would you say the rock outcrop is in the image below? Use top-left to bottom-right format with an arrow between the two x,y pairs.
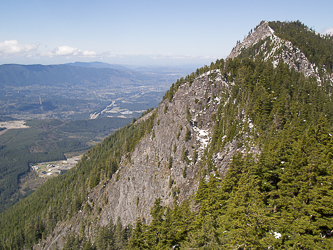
228,21 -> 331,84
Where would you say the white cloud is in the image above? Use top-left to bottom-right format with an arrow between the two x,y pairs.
0,40 -> 218,65
0,41 -> 97,59
42,45 -> 97,57
323,27 -> 333,35
0,40 -> 39,56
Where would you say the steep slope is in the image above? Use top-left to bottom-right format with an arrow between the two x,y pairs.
1,21 -> 333,249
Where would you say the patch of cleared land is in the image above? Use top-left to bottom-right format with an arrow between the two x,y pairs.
31,155 -> 83,178
0,120 -> 29,135
0,120 -> 29,129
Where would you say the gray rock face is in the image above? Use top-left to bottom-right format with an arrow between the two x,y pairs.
99,70 -> 228,224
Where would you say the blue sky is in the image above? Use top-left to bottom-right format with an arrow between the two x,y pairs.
0,0 -> 332,66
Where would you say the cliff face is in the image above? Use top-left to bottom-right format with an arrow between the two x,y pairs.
104,70 -> 224,223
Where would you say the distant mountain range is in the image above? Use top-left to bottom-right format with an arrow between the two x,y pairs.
0,63 -> 146,88
66,61 -> 130,70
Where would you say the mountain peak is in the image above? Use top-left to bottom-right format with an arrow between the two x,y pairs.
227,21 -> 333,85
227,21 -> 274,59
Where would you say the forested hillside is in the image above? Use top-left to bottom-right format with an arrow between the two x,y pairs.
0,20 -> 333,249
0,117 -> 132,214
